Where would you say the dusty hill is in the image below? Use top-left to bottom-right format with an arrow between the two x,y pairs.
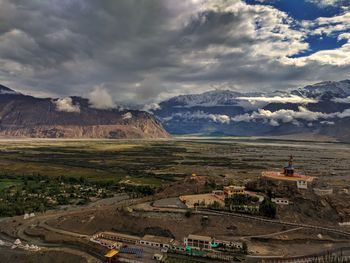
0,85 -> 170,139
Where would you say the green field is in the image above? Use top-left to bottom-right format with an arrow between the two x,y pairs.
0,140 -> 185,185
0,138 -> 349,187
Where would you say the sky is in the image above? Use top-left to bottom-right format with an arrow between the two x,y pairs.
0,0 -> 350,106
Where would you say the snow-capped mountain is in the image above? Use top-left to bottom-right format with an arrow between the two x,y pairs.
294,80 -> 350,98
150,80 -> 350,141
166,90 -> 243,107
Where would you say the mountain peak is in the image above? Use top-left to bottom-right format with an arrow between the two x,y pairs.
299,80 -> 350,98
0,84 -> 18,95
165,89 -> 242,107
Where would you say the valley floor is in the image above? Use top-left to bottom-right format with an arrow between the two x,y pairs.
0,138 -> 349,262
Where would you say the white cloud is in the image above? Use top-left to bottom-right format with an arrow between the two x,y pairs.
269,119 -> 280,126
88,85 -> 115,110
237,95 -> 317,104
336,108 -> 350,118
164,107 -> 350,127
142,103 -> 161,112
306,0 -> 344,7
231,106 -> 350,126
332,96 -> 350,103
320,121 -> 335,125
165,111 -> 231,124
122,112 -> 133,120
54,97 -> 80,113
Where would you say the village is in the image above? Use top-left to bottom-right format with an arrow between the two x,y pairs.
1,155 -> 350,263
82,156 -> 349,262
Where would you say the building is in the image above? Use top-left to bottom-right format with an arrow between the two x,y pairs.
271,198 -> 289,205
184,234 -> 212,250
190,173 -> 199,182
212,190 -> 225,201
92,237 -> 122,249
216,239 -> 243,249
223,186 -> 246,197
297,180 -> 308,189
104,249 -> 119,263
184,234 -> 243,251
94,232 -> 140,244
262,156 -> 315,187
139,235 -> 175,249
92,231 -> 186,252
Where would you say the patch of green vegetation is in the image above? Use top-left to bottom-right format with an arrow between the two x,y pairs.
165,255 -> 207,263
0,179 -> 22,191
0,173 -> 155,217
0,138 -> 349,189
259,198 -> 277,218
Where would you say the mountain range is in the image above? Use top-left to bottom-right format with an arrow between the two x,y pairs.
0,85 -> 169,139
1,80 -> 350,141
150,80 -> 350,142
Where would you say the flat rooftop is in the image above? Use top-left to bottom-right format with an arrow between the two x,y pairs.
142,235 -> 174,244
101,231 -> 141,240
187,234 -> 212,242
262,171 -> 315,182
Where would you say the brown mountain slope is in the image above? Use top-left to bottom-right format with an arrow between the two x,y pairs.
0,85 -> 170,139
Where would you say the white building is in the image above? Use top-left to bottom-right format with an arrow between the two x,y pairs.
184,234 -> 212,250
139,235 -> 174,249
271,198 -> 289,205
297,180 -> 308,189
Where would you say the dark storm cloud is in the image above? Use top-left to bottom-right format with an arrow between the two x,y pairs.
0,0 -> 349,103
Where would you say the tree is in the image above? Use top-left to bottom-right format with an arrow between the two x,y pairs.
185,209 -> 192,218
242,242 -> 248,254
259,199 -> 276,218
266,189 -> 273,199
209,201 -> 221,209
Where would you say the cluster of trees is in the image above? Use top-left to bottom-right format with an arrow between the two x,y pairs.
0,172 -> 158,217
259,190 -> 276,218
224,195 -> 259,207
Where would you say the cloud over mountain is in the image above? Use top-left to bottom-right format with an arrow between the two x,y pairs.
54,97 -> 80,113
88,85 -> 115,110
0,0 -> 350,104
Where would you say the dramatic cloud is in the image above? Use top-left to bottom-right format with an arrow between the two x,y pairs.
54,97 -> 80,113
88,85 -> 115,110
0,0 -> 350,104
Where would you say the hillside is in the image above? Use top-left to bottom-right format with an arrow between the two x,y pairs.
0,85 -> 170,139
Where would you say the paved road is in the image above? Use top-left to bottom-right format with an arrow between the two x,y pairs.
4,195 -> 146,262
4,194 -> 350,263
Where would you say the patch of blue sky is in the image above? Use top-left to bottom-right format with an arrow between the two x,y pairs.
244,0 -> 346,20
245,0 -> 350,58
289,33 -> 348,58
